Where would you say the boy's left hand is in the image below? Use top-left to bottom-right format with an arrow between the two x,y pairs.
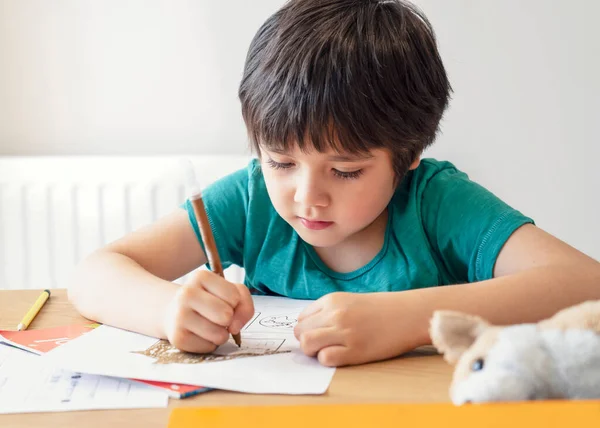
294,292 -> 422,367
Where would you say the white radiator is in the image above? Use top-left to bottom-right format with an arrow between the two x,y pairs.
0,156 -> 250,290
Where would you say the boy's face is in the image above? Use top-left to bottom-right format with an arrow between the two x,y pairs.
260,144 -> 400,248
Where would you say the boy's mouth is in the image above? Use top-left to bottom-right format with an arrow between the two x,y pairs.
298,217 -> 334,230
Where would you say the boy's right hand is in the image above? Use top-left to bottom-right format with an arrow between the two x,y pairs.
162,269 -> 254,353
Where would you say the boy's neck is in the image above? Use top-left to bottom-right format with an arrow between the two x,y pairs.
313,208 -> 388,274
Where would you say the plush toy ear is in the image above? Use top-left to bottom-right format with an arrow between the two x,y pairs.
540,300 -> 600,332
429,311 -> 490,364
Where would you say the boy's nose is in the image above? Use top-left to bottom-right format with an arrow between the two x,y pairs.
294,176 -> 329,208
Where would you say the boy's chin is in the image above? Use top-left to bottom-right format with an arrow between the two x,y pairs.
294,229 -> 344,249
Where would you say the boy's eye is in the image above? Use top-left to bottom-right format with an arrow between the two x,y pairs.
333,169 -> 364,180
265,158 -> 363,180
266,158 -> 294,170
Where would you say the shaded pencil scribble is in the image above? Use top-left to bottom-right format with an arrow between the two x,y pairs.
133,338 -> 290,364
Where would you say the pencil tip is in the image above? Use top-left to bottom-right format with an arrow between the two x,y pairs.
232,332 -> 242,347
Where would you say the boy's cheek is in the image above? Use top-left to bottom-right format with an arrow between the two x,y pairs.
263,181 -> 293,213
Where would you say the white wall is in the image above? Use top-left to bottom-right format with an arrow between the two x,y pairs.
0,0 -> 280,155
0,0 -> 598,259
420,0 -> 600,260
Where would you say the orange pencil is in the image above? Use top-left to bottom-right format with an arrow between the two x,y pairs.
186,162 -> 242,347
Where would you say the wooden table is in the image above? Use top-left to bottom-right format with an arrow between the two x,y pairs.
0,289 -> 453,428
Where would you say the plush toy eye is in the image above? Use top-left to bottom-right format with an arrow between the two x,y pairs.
471,358 -> 484,371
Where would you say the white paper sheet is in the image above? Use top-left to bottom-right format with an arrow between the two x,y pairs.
45,296 -> 336,394
0,343 -> 168,414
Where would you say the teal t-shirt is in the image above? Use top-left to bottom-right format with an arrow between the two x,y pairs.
184,158 -> 534,299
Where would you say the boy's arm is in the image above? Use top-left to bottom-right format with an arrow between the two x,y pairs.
402,223 -> 600,346
69,163 -> 253,343
295,224 -> 600,366
68,208 -> 207,338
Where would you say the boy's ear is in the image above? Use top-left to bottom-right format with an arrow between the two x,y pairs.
429,310 -> 490,364
408,156 -> 421,170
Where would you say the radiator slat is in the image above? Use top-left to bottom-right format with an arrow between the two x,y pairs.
25,183 -> 53,290
102,183 -> 128,246
46,186 -> 57,289
76,183 -> 103,264
0,185 -> 6,289
129,183 -> 155,232
20,185 -> 30,289
70,185 -> 80,267
2,185 -> 26,289
156,183 -> 183,220
51,185 -> 76,289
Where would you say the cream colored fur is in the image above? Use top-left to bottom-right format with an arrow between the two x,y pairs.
429,300 -> 600,404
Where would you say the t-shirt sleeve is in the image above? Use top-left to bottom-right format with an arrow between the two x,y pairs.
182,164 -> 252,270
420,166 -> 534,283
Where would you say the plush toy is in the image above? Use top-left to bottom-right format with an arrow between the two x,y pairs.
429,300 -> 600,404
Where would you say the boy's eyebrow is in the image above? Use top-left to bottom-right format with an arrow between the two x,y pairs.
267,148 -> 374,162
327,154 -> 374,162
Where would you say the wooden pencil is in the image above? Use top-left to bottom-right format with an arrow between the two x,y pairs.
189,192 -> 242,347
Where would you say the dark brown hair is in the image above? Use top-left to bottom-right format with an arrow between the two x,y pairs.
238,0 -> 452,179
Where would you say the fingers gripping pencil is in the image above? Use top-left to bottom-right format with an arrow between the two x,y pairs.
184,160 -> 242,347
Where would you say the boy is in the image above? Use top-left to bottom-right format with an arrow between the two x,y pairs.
69,0 -> 600,367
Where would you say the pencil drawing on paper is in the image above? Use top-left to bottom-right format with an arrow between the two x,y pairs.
244,311 -> 300,332
133,338 -> 289,364
259,315 -> 297,329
